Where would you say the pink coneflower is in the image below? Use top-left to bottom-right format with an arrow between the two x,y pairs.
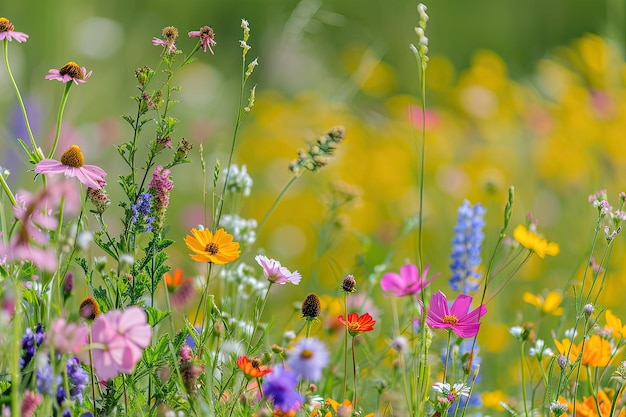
188,26 -> 216,54
153,26 -> 178,54
35,145 -> 106,189
45,62 -> 92,84
426,291 -> 487,338
0,17 -> 28,43
380,263 -> 439,298
86,306 -> 152,380
255,255 -> 301,285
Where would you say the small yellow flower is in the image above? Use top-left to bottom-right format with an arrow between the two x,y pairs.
522,291 -> 564,316
605,310 -> 626,339
184,228 -> 240,264
513,224 -> 560,258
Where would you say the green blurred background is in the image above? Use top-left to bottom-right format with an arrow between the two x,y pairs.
3,0 -> 626,405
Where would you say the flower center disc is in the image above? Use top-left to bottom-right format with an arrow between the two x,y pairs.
443,314 -> 459,325
205,242 -> 219,255
0,18 -> 15,32
60,145 -> 85,168
300,349 -> 314,359
59,62 -> 84,80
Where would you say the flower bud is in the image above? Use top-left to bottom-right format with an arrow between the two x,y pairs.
301,293 -> 321,320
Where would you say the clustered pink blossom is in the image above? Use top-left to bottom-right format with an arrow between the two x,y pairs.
149,165 -> 174,230
83,306 -> 152,380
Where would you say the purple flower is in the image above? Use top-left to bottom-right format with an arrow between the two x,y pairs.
426,291 -> 487,338
188,26 -> 216,54
262,365 -> 303,412
255,255 -> 301,285
286,337 -> 329,382
0,17 -> 28,42
131,192 -> 154,232
45,62 -> 92,85
380,263 -> 438,297
66,357 -> 89,402
149,165 -> 173,230
35,145 -> 106,189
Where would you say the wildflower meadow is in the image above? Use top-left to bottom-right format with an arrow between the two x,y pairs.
1,2 -> 626,416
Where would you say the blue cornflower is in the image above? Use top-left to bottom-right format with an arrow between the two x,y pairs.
262,365 -> 303,412
449,200 -> 486,293
286,337 -> 329,382
130,192 -> 154,232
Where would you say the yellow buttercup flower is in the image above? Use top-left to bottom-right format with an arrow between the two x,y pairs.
513,224 -> 560,258
522,291 -> 564,316
184,227 -> 240,264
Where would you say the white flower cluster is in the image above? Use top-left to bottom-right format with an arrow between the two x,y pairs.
219,262 -> 268,299
225,164 -> 253,197
219,214 -> 257,246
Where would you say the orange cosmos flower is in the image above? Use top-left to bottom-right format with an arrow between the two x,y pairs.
163,269 -> 192,292
605,310 -> 626,339
237,356 -> 272,378
337,312 -> 376,336
567,389 -> 626,417
555,335 -> 611,367
184,227 -> 240,264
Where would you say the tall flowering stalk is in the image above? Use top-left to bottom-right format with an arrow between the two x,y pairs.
449,200 -> 486,293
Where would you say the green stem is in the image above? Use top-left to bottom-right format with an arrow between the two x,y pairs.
10,279 -> 22,417
415,54 -> 427,271
257,175 -> 300,235
3,39 -> 38,159
520,340 -> 529,417
443,330 -> 452,383
0,170 -> 16,207
351,335 -> 357,406
342,293 -> 349,400
48,82 -> 72,158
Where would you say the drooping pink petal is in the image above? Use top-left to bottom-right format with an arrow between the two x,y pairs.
35,159 -> 69,174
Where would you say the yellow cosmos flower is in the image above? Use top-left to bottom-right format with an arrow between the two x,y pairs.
555,335 -> 611,367
184,228 -> 240,264
522,291 -> 564,316
605,310 -> 626,339
513,224 -> 560,258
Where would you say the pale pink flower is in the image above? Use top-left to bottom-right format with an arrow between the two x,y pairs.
188,26 -> 216,54
49,318 -> 88,355
35,145 -> 106,189
87,306 -> 152,380
20,390 -> 41,417
0,17 -> 28,43
45,62 -> 91,85
255,255 -> 301,285
0,241 -> 57,271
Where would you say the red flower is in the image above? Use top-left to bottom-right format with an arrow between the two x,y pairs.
163,269 -> 192,292
237,355 -> 272,378
338,312 -> 376,336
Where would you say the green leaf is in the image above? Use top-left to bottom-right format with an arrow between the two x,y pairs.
144,305 -> 171,327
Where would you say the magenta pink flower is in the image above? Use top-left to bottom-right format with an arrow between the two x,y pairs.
380,263 -> 439,297
86,306 -> 152,380
35,145 -> 106,189
45,62 -> 92,84
50,318 -> 88,355
255,255 -> 301,285
188,26 -> 216,54
0,17 -> 28,43
0,240 -> 57,271
426,291 -> 487,338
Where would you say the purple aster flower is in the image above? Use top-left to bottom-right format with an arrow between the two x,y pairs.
188,26 -> 216,54
35,145 -> 106,189
255,255 -> 301,285
36,362 -> 60,395
380,263 -> 439,298
449,200 -> 486,293
286,337 -> 329,382
45,62 -> 92,85
66,357 -> 89,402
131,192 -> 154,232
262,365 -> 303,412
0,17 -> 28,42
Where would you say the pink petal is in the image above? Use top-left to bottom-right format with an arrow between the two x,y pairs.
400,264 -> 418,283
380,272 -> 403,293
449,294 -> 474,318
451,321 -> 482,338
35,159 -> 67,174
